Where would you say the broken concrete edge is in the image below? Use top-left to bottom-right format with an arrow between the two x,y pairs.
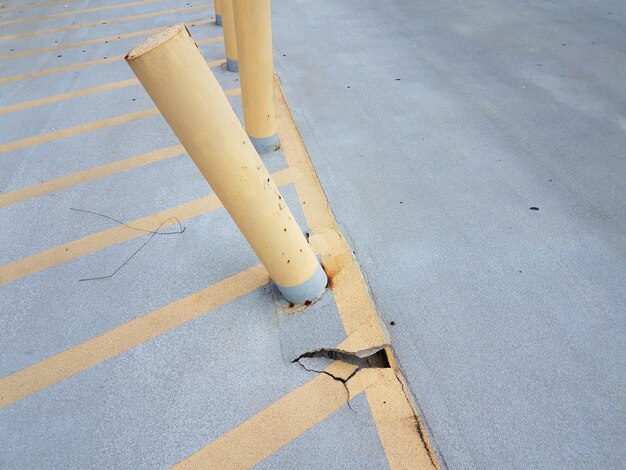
290,345 -> 440,467
291,346 -> 389,411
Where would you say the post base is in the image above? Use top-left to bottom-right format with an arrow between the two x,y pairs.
276,263 -> 328,305
215,14 -> 222,26
226,58 -> 238,72
249,132 -> 280,154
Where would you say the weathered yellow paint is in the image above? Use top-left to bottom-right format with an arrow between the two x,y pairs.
274,77 -> 439,468
0,167 -> 293,286
0,145 -> 185,208
366,371 -> 439,469
0,20 -> 213,62
0,0 -> 83,14
214,0 -> 222,17
0,4 -> 211,41
0,55 -> 125,85
174,362 -> 373,470
126,25 -> 319,289
220,0 -> 237,67
0,264 -> 270,409
275,78 -> 387,345
0,65 -> 229,156
0,79 -> 140,114
232,0 -> 277,141
0,0 -> 166,26
0,39 -> 223,85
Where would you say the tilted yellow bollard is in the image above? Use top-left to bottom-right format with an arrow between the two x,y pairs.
125,25 -> 327,305
221,0 -> 238,72
233,0 -> 279,154
214,0 -> 222,26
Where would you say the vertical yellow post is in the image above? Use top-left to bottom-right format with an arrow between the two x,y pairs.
214,0 -> 222,26
233,0 -> 279,153
221,0 -> 238,72
125,25 -> 327,305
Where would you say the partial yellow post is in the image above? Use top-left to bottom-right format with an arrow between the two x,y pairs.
125,25 -> 327,305
214,0 -> 222,26
221,0 -> 238,71
233,0 -> 279,153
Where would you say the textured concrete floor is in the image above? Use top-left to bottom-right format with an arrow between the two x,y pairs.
0,1 -> 440,467
271,0 -> 626,468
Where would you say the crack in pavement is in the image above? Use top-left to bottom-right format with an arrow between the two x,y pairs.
291,348 -> 390,411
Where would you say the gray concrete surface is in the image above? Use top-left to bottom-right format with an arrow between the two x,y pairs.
0,2 -> 365,467
272,0 -> 626,468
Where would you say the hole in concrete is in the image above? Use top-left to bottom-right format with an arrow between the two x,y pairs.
292,348 -> 391,409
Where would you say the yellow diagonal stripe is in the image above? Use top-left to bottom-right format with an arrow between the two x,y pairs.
0,167 -> 293,285
0,20 -> 212,61
0,39 -> 222,85
0,0 -> 166,26
0,264 -> 269,409
0,66 -> 229,155
0,4 -> 211,41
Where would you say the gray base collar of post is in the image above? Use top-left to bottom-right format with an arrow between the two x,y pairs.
276,263 -> 328,305
215,14 -> 222,26
226,58 -> 238,72
249,132 -> 280,154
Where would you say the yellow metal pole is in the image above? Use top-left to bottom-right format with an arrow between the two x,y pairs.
221,0 -> 237,72
214,0 -> 222,26
233,0 -> 279,153
125,25 -> 326,305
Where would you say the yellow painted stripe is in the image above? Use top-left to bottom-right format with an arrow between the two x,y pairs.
0,145 -> 185,208
365,373 -> 439,469
275,78 -> 387,344
274,77 -> 438,468
0,89 -> 240,207
0,4 -> 211,41
0,0 -> 85,14
0,166 -> 293,286
1,107 -> 159,154
174,365 -> 383,469
0,40 -> 224,112
0,69 -> 231,155
0,78 -> 139,114
0,38 -> 223,85
0,20 -> 213,61
0,264 -> 270,409
0,54 -> 125,85
0,0 -> 166,26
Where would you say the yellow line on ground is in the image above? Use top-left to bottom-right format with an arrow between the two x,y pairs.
0,264 -> 270,409
0,0 -> 84,14
275,78 -> 387,344
0,145 -> 184,208
0,88 -> 240,206
0,66 -> 230,155
0,4 -> 211,41
0,54 -> 125,84
173,365 -> 384,469
0,20 -> 213,61
366,372 -> 439,469
0,79 -> 139,114
0,38 -> 222,85
0,0 -> 166,26
274,77 -> 439,469
1,107 -> 159,153
0,166 -> 293,286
